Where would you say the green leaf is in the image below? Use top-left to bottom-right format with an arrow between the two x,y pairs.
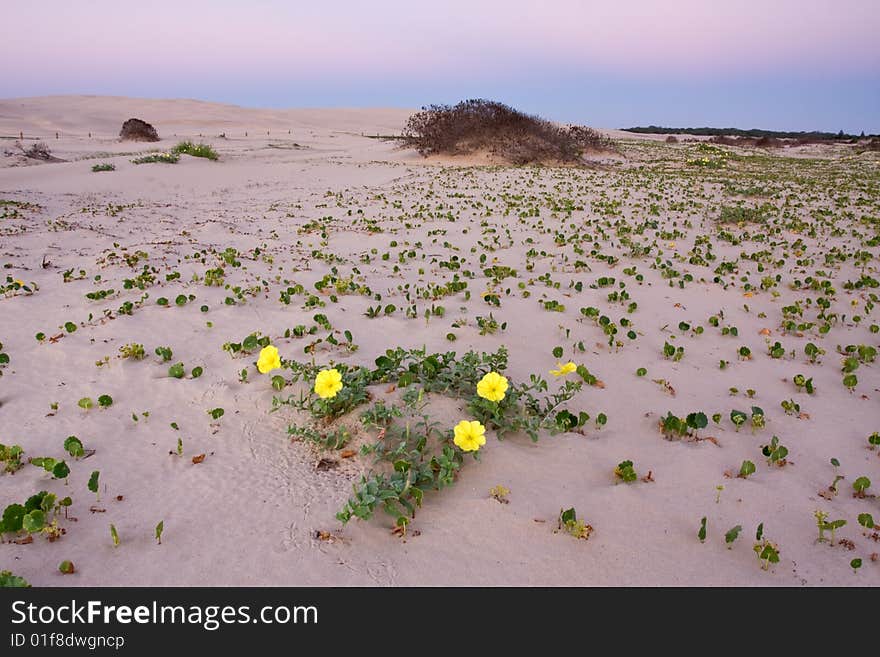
39,493 -> 57,513
730,410 -> 747,426
0,570 -> 30,587
88,471 -> 100,494
1,504 -> 26,533
98,394 -> 113,407
853,476 -> 871,493
191,366 -> 203,378
38,457 -> 57,472
63,436 -> 84,458
686,412 -> 708,430
78,397 -> 94,410
22,509 -> 45,533
168,363 -> 185,378
725,525 -> 742,544
24,492 -> 47,512
560,507 -> 577,526
52,461 -> 70,479
554,410 -> 578,431
698,517 -> 707,543
857,513 -> 874,528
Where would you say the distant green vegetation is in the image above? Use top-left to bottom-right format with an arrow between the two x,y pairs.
622,126 -> 873,140
172,141 -> 219,160
91,163 -> 115,172
132,152 -> 179,165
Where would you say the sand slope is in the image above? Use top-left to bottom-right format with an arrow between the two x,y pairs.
1,96 -> 878,586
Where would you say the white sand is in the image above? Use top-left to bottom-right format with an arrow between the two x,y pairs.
1,96 -> 878,586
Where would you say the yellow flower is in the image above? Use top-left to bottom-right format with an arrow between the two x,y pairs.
14,279 -> 25,287
477,371 -> 508,402
550,361 -> 577,377
453,420 -> 486,452
314,368 -> 343,399
256,345 -> 281,374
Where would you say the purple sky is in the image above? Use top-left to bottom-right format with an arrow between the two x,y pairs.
3,0 -> 878,131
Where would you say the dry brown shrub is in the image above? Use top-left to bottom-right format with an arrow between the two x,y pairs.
400,99 -> 616,165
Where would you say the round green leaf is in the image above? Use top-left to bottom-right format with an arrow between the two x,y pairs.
22,509 -> 45,533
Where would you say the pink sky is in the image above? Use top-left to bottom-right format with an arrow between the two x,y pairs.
5,1 -> 877,79
2,1 -> 878,130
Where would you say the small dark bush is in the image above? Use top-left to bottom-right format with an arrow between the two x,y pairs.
709,135 -> 786,149
754,136 -> 783,148
91,163 -> 115,172
20,141 -> 52,160
120,118 -> 159,142
665,135 -> 679,143
400,99 -> 616,165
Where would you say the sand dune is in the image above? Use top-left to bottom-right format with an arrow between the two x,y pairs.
1,96 -> 878,586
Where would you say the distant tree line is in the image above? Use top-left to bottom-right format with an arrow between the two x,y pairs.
622,126 -> 876,140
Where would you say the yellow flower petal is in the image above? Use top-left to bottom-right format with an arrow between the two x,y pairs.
550,361 -> 577,377
477,371 -> 508,402
256,345 -> 281,374
314,368 -> 343,399
453,420 -> 486,452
